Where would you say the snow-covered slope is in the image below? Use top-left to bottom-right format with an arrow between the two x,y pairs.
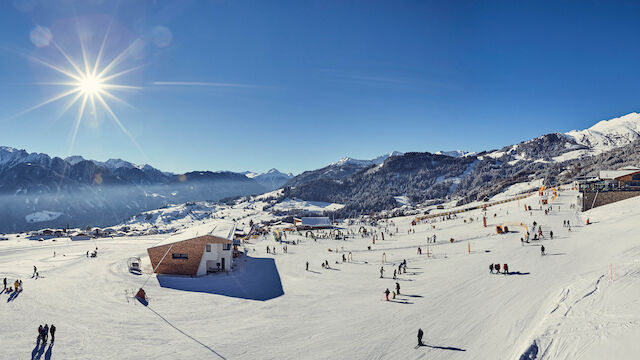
435,150 -> 475,158
2,188 -> 639,359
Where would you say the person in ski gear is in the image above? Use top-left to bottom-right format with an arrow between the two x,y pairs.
489,264 -> 494,273
541,245 -> 546,255
33,266 -> 37,277
342,254 -> 346,262
385,288 -> 390,301
42,324 -> 49,343
380,266 -> 384,278
418,328 -> 424,346
50,324 -> 56,344
266,246 -> 270,254
495,264 -> 500,274
417,247 -> 422,255
38,325 -> 43,341
14,280 -> 19,292
306,262 -> 309,271
550,230 -> 554,239
392,290 -> 396,299
396,282 -> 400,295
503,263 -> 509,274
3,277 -> 6,290
393,270 -> 397,280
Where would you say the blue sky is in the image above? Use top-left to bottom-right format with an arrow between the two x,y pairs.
1,0 -> 639,174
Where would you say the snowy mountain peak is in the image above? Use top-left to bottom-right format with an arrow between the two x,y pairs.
332,151 -> 403,167
65,155 -> 86,165
564,112 -> 640,153
435,150 -> 475,158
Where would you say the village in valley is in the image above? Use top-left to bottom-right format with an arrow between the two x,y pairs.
2,166 -> 640,359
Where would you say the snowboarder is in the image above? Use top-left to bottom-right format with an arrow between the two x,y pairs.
396,282 -> 400,295
50,324 -> 56,344
384,288 -> 390,301
489,264 -> 494,273
541,245 -> 546,256
380,266 -> 384,278
306,262 -> 309,271
417,328 -> 424,346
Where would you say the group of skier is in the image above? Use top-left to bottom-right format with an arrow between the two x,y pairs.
383,282 -> 402,300
37,324 -> 56,344
3,277 -> 23,293
489,263 -> 509,274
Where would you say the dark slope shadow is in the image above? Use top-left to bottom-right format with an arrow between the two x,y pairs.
44,344 -> 53,360
387,299 -> 413,304
545,253 -> 567,256
7,291 -> 20,302
505,272 -> 530,276
420,343 -> 466,351
306,270 -> 321,274
401,294 -> 424,298
158,256 -> 284,301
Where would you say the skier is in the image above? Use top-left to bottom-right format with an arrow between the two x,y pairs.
495,263 -> 501,274
417,247 -> 422,255
550,230 -> 554,239
380,266 -> 384,278
266,246 -> 270,254
504,263 -> 509,274
50,324 -> 56,344
489,264 -> 494,273
393,270 -> 397,280
3,277 -> 6,290
342,254 -> 346,262
38,325 -> 43,342
42,324 -> 49,343
396,282 -> 401,295
384,288 -> 390,301
306,262 -> 309,271
541,245 -> 546,256
417,328 -> 424,346
33,266 -> 37,277
14,280 -> 19,292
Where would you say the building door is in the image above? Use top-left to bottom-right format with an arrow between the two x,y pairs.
221,257 -> 225,271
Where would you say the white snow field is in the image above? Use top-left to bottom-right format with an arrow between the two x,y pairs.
2,189 -> 640,359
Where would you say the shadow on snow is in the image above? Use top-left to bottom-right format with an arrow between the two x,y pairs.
157,255 -> 284,301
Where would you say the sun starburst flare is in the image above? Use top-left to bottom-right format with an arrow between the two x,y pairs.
8,25 -> 145,157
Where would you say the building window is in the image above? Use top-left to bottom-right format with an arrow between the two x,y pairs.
206,244 -> 211,252
223,244 -> 231,251
172,253 -> 188,260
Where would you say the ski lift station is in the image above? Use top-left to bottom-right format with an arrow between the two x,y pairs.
147,228 -> 234,276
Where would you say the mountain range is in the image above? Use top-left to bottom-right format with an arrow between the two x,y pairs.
1,111 -> 639,232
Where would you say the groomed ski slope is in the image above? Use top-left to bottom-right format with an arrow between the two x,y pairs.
1,189 -> 640,359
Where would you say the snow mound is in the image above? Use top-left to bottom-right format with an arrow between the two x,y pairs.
25,211 -> 63,223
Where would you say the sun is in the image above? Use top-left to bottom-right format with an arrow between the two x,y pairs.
78,74 -> 104,95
